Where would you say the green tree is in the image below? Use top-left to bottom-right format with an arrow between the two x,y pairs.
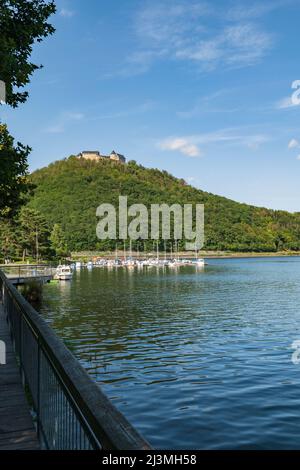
27,156 -> 300,253
50,223 -> 69,257
19,207 -> 51,261
0,218 -> 20,261
0,124 -> 31,217
0,0 -> 56,107
0,0 -> 56,220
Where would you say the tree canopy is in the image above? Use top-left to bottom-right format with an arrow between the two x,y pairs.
27,157 -> 300,253
18,206 -> 51,261
50,223 -> 69,257
0,0 -> 56,107
0,0 -> 55,220
0,124 -> 31,217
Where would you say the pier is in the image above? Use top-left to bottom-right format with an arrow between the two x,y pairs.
0,270 -> 150,450
0,265 -> 55,286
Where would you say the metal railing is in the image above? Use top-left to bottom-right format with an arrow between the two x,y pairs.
0,270 -> 151,450
0,264 -> 56,282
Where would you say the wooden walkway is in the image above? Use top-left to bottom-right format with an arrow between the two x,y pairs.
0,303 -> 39,450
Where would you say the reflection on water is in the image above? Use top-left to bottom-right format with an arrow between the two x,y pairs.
41,257 -> 300,449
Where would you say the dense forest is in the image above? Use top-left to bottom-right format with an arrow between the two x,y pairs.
24,156 -> 300,253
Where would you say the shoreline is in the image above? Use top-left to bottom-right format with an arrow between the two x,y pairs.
2,252 -> 299,267
70,251 -> 300,261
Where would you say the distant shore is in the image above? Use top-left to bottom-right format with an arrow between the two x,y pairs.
70,250 -> 300,261
195,251 -> 300,259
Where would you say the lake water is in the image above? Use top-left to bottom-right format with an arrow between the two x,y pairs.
41,257 -> 300,449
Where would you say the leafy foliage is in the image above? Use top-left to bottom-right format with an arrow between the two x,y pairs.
0,207 -> 69,262
18,207 -> 51,261
50,223 -> 69,257
27,157 -> 300,253
0,0 -> 55,221
0,124 -> 31,217
0,0 -> 56,107
0,217 -> 20,261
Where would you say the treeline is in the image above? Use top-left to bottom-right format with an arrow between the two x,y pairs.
0,207 -> 69,263
25,156 -> 300,253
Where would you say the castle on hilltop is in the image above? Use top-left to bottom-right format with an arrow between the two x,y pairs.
77,150 -> 126,163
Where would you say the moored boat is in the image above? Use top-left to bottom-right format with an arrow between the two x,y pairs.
194,258 -> 205,267
54,265 -> 73,281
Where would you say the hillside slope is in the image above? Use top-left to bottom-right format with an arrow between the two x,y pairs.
28,157 -> 300,252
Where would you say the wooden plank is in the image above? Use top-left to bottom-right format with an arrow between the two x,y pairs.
0,429 -> 40,450
0,303 -> 39,450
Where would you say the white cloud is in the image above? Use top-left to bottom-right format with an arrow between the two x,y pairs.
87,100 -> 157,121
65,112 -> 84,120
45,124 -> 64,134
176,24 -> 272,69
159,128 -> 269,156
288,138 -> 300,149
130,0 -> 275,74
177,89 -> 240,118
45,101 -> 155,133
226,1 -> 287,21
186,176 -> 197,183
193,129 -> 268,147
297,155 -> 300,160
136,2 -> 209,45
276,96 -> 299,109
159,138 -> 202,158
45,111 -> 84,134
59,8 -> 75,18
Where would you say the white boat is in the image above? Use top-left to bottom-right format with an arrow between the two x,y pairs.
106,259 -> 116,267
195,258 -> 205,267
55,265 -> 73,281
124,258 -> 136,267
75,261 -> 82,269
179,258 -> 193,265
168,259 -> 179,268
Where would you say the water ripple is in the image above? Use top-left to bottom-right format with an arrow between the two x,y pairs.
41,257 -> 300,449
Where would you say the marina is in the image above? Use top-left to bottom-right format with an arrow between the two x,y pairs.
88,257 -> 205,268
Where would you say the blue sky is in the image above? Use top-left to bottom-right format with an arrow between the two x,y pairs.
2,0 -> 300,211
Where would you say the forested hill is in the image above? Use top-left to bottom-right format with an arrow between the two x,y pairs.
28,156 -> 300,252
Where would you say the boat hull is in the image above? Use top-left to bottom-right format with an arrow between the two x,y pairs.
58,274 -> 73,280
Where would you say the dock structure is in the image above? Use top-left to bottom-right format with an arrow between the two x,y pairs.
0,265 -> 55,286
0,270 -> 151,450
0,303 -> 39,450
